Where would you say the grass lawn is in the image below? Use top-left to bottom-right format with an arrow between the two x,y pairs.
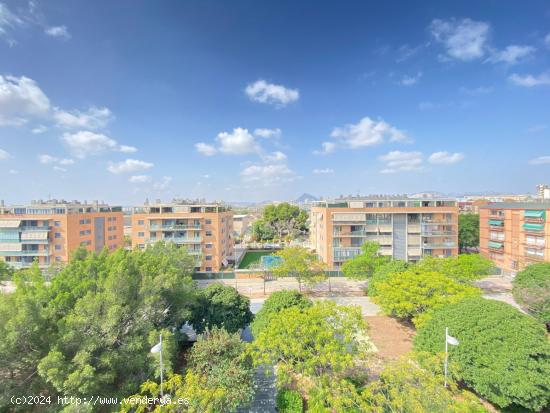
238,250 -> 274,269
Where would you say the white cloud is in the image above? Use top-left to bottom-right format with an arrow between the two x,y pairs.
508,72 -> 550,87
38,154 -> 57,164
129,175 -> 152,183
54,106 -> 113,130
38,154 -> 75,169
53,165 -> 67,172
217,128 -> 260,155
154,176 -> 172,190
486,45 -> 535,64
428,151 -> 464,164
195,142 -> 217,156
0,75 -> 50,126
31,125 -> 48,134
430,18 -> 490,61
0,3 -> 23,38
529,156 -> 550,165
396,44 -> 422,63
241,163 -> 296,185
262,151 -> 287,162
399,72 -> 422,86
545,33 -> 550,48
330,116 -> 409,148
0,148 -> 10,160
44,25 -> 70,39
313,142 -> 337,155
107,159 -> 154,174
254,128 -> 281,138
62,131 -> 135,158
379,151 -> 423,174
245,80 -> 299,106
313,168 -> 334,174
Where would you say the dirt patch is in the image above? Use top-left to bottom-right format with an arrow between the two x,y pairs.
366,315 -> 415,361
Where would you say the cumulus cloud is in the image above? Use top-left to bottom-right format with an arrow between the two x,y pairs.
399,72 -> 422,86
0,148 -> 10,160
107,159 -> 154,174
330,116 -> 409,149
38,154 -> 74,166
31,125 -> 48,134
508,72 -> 550,87
0,75 -> 50,126
486,45 -> 535,64
241,163 -> 297,185
379,151 -> 423,174
313,168 -> 334,174
44,25 -> 70,39
53,165 -> 67,172
262,151 -> 287,162
529,156 -> 550,165
129,175 -> 152,183
54,106 -> 113,130
313,141 -> 337,155
254,128 -> 282,138
245,80 -> 299,106
195,142 -> 217,156
428,151 -> 464,164
430,18 -> 490,61
62,131 -> 136,158
196,128 -> 261,156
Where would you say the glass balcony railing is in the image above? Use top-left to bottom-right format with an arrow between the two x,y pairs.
149,237 -> 202,244
148,224 -> 201,230
0,250 -> 50,256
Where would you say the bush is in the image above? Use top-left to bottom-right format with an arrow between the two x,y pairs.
414,297 -> 550,411
370,269 -> 481,326
251,290 -> 311,337
512,263 -> 550,327
276,389 -> 303,413
416,254 -> 494,283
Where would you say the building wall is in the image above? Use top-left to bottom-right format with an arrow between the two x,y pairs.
480,206 -> 550,273
0,211 -> 123,268
310,205 -> 458,269
131,210 -> 233,272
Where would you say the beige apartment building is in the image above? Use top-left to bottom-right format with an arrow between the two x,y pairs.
131,201 -> 233,272
310,197 -> 459,269
0,200 -> 124,269
480,202 -> 550,273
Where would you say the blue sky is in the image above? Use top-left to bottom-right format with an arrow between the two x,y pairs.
1,0 -> 549,204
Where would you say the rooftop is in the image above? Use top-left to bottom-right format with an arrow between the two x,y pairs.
480,202 -> 550,210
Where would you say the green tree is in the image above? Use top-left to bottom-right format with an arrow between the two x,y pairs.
414,297 -> 550,411
341,242 -> 390,280
121,328 -> 254,413
0,260 -> 13,281
370,269 -> 481,327
458,214 -> 480,252
415,254 -> 493,283
250,290 -> 311,338
362,355 -> 487,412
366,259 -> 409,296
253,203 -> 308,242
190,283 -> 253,334
512,262 -> 550,327
272,246 -> 327,291
249,301 -> 372,389
251,219 -> 276,242
276,389 -> 303,413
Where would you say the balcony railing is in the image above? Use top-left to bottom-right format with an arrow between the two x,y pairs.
422,231 -> 456,237
333,247 -> 362,260
422,242 -> 456,249
148,224 -> 201,230
0,250 -> 50,256
20,225 -> 50,231
149,237 -> 202,244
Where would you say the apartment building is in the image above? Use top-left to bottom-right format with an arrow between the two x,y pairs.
0,200 -> 124,269
131,201 -> 233,272
480,202 -> 550,273
310,197 -> 459,269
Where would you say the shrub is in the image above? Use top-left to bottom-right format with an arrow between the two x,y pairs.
512,262 -> 550,327
370,269 -> 481,326
414,297 -> 550,411
341,241 -> 389,280
416,254 -> 494,283
251,290 -> 311,337
276,389 -> 303,413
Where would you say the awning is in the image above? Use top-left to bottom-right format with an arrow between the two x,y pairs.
488,220 -> 504,226
21,231 -> 48,240
523,223 -> 544,231
0,220 -> 21,228
524,210 -> 546,218
488,241 -> 503,249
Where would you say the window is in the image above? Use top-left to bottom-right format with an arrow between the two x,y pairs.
205,243 -> 213,249
54,221 -> 61,227
138,232 -> 144,237
205,255 -> 212,261
206,231 -> 213,236
205,219 -> 212,225
55,232 -> 61,238
55,245 -> 61,251
205,267 -> 212,272
55,256 -> 61,262
138,220 -> 144,225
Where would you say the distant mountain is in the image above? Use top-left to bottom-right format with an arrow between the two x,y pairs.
295,193 -> 319,204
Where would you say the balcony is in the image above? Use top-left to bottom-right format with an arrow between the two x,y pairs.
408,247 -> 422,256
148,224 -> 201,231
333,247 -> 362,260
407,224 -> 421,233
20,225 -> 50,232
525,252 -> 545,261
422,231 -> 456,237
149,237 -> 202,244
0,250 -> 50,256
333,230 -> 368,237
422,242 -> 456,249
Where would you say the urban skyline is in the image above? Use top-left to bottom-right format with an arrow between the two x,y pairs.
1,1 -> 550,204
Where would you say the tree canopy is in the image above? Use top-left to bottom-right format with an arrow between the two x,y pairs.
190,283 -> 253,334
415,254 -> 494,283
272,246 -> 327,289
0,260 -> 13,281
121,327 -> 254,413
250,290 -> 311,338
512,262 -> 550,327
341,241 -> 390,280
252,203 -> 308,242
369,268 -> 481,327
414,297 -> 550,411
458,214 -> 480,252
